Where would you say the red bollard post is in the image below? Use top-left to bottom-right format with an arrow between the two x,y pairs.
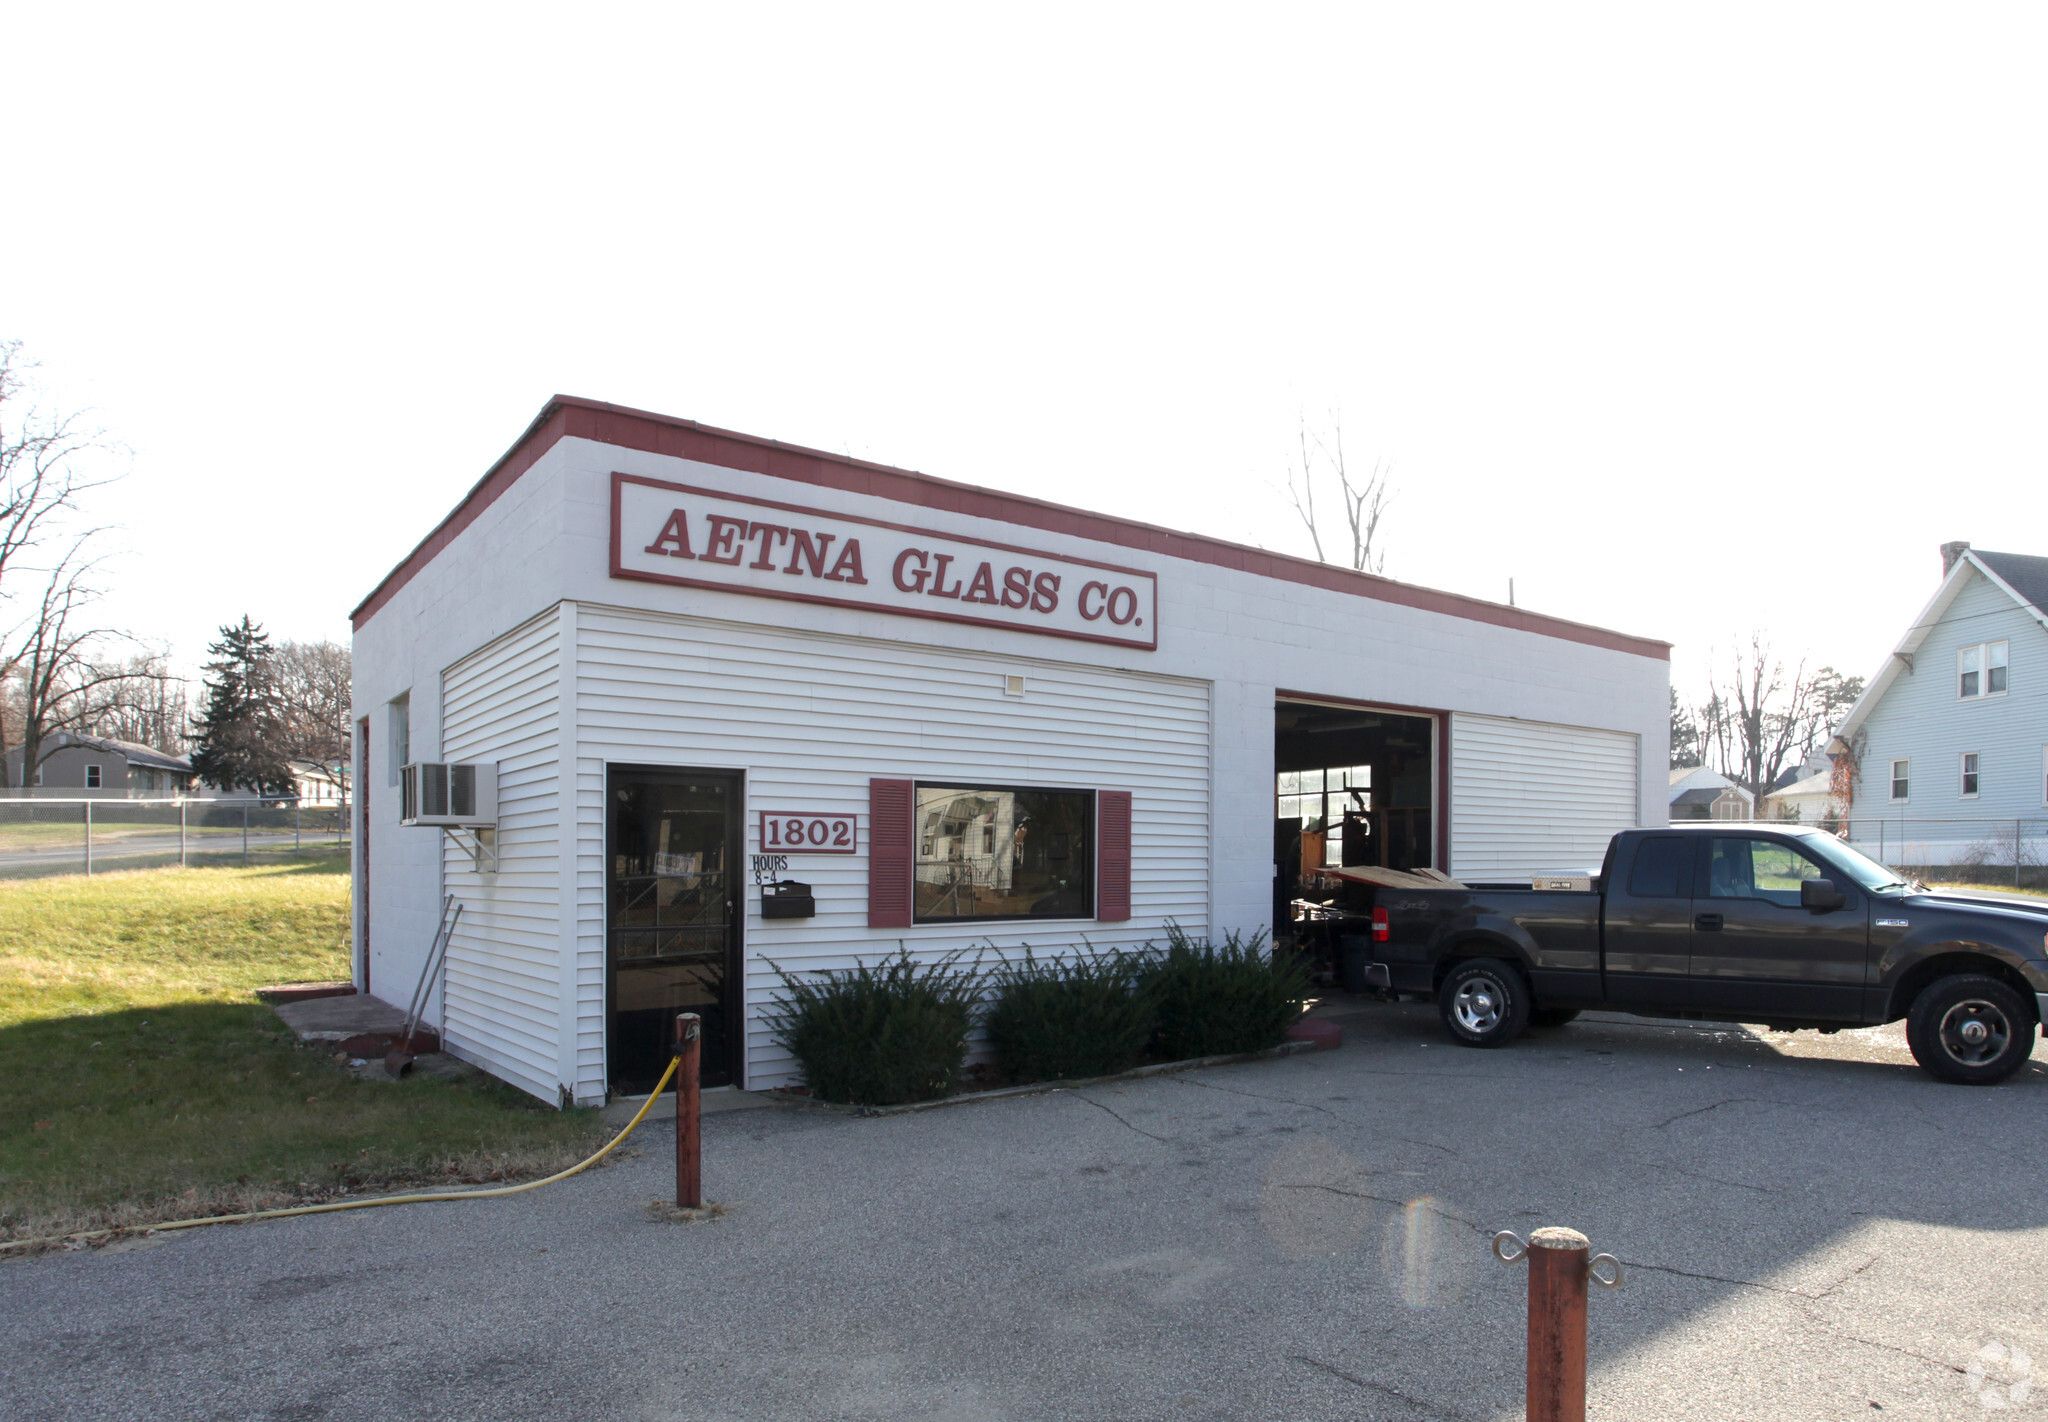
1525,1227 -> 1589,1422
674,1012 -> 701,1209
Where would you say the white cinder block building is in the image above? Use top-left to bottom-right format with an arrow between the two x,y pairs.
351,396 -> 1670,1104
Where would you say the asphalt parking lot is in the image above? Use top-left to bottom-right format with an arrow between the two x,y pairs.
4,998 -> 2045,1422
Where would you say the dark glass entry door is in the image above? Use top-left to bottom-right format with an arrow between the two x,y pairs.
607,767 -> 742,1094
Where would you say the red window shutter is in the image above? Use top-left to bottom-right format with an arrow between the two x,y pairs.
1097,789 -> 1132,922
868,778 -> 914,928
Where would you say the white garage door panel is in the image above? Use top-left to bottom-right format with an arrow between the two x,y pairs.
1450,714 -> 1639,879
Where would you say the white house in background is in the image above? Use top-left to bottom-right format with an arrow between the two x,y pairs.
1762,769 -> 1838,823
1832,541 -> 2048,866
289,761 -> 347,805
1669,765 -> 1752,821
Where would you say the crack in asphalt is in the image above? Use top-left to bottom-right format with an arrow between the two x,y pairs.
1288,1354 -> 1475,1420
1170,1076 -> 1468,1159
1067,1092 -> 1172,1144
1662,1165 -> 1781,1195
1623,1252 -> 1879,1302
1653,1097 -> 1754,1130
1275,1183 -> 1491,1237
1171,1075 -> 1351,1122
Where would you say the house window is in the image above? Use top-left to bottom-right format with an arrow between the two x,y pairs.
1961,752 -> 1980,798
1890,759 -> 1910,802
911,783 -> 1093,920
85,765 -> 102,789
1959,641 -> 2009,699
388,694 -> 411,786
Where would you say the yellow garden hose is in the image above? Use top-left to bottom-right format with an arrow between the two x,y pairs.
3,1056 -> 682,1256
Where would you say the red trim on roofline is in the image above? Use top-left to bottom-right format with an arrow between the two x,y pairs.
350,395 -> 1671,660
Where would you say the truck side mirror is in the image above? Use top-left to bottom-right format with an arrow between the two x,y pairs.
1801,877 -> 1845,911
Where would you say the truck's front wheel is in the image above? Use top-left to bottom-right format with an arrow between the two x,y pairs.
1438,959 -> 1530,1048
1906,975 -> 2035,1085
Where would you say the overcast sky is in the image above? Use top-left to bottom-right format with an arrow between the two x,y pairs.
7,4 -> 2043,704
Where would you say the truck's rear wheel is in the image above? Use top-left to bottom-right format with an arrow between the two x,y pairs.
1438,959 -> 1529,1048
1905,974 -> 2035,1085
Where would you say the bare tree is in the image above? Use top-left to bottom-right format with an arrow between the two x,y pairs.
268,639 -> 351,766
1281,416 -> 1394,574
0,342 -> 117,595
6,546 -> 149,784
0,345 -> 135,787
74,653 -> 189,751
1710,633 -> 1819,812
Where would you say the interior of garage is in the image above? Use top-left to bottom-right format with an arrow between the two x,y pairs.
1273,698 -> 1439,941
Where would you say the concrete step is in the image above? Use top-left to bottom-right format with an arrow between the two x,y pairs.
273,992 -> 439,1057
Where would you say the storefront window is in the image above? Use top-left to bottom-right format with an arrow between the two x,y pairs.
913,783 -> 1093,920
1277,766 -> 1371,866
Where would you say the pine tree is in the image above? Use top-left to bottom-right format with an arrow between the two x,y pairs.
189,616 -> 296,794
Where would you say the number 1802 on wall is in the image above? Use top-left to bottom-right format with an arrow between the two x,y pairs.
760,810 -> 858,853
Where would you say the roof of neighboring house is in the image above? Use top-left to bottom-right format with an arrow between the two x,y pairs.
348,395 -> 1671,660
1837,547 -> 2048,743
1765,771 -> 1834,801
1668,765 -> 1749,802
1671,787 -> 1731,809
31,731 -> 192,775
1972,550 -> 2048,618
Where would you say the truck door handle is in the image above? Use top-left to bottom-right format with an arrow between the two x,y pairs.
1694,913 -> 1723,931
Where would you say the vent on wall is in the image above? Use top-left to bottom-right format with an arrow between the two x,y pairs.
400,762 -> 499,828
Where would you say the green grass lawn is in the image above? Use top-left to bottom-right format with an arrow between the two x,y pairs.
0,822 -> 301,850
0,856 -> 609,1243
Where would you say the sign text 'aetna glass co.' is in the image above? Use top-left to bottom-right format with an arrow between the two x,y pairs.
610,473 -> 1158,650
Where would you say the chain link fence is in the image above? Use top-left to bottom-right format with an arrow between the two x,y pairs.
0,798 -> 350,880
1827,816 -> 2048,892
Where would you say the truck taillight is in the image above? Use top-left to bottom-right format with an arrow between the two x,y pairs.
1371,906 -> 1390,943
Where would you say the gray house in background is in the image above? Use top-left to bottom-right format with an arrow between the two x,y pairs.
4,731 -> 195,796
1834,542 -> 2048,867
1668,765 -> 1752,821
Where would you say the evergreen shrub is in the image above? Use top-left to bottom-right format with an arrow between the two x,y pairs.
984,946 -> 1155,1083
1146,925 -> 1311,1060
767,947 -> 981,1105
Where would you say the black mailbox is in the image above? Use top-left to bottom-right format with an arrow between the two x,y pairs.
761,879 -> 816,919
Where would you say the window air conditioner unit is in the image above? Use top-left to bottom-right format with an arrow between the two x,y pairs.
400,762 -> 499,828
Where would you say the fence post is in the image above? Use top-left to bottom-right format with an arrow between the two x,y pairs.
1526,1228 -> 1589,1421
674,1012 -> 702,1209
242,804 -> 249,864
84,799 -> 92,877
295,801 -> 301,855
179,800 -> 187,868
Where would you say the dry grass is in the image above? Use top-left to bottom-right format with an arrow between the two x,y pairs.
0,856 -> 611,1246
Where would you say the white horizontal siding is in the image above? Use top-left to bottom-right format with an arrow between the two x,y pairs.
439,607 -> 564,1102
1450,713 -> 1639,878
573,602 -> 1213,1091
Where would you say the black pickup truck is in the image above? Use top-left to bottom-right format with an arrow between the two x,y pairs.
1306,823 -> 2048,1085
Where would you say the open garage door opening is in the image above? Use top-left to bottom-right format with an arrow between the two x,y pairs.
1273,698 -> 1441,941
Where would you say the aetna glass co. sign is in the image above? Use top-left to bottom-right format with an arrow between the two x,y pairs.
610,473 -> 1158,650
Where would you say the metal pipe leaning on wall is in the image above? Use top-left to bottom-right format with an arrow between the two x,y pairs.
1492,1226 -> 1624,1422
